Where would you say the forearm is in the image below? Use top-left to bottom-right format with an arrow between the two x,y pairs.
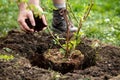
29,0 -> 40,6
18,2 -> 27,11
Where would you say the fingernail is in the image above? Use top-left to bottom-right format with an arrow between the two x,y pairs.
31,29 -> 34,32
32,23 -> 35,26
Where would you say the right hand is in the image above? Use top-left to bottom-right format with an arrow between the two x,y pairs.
18,9 -> 35,32
18,5 -> 47,32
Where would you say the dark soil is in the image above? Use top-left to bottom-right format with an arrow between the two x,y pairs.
25,15 -> 47,31
0,30 -> 120,80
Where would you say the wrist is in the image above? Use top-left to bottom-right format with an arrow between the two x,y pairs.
18,3 -> 27,11
29,0 -> 40,6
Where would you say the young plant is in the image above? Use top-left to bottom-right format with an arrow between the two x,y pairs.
61,0 -> 94,57
47,0 -> 94,58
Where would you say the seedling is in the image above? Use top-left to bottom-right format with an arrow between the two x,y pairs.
59,0 -> 94,57
47,0 -> 93,58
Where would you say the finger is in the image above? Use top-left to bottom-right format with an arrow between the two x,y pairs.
27,11 -> 35,26
20,25 -> 34,33
19,25 -> 26,32
41,15 -> 47,26
18,19 -> 26,31
19,19 -> 34,32
20,25 -> 31,32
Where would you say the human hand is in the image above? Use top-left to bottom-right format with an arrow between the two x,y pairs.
18,5 -> 47,32
18,8 -> 35,32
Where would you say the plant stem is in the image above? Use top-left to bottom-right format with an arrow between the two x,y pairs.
76,0 -> 94,35
64,0 -> 70,57
67,3 -> 79,25
47,26 -> 66,51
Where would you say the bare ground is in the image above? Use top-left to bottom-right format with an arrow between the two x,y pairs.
0,30 -> 120,80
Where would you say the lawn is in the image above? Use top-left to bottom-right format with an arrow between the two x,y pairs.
0,0 -> 120,46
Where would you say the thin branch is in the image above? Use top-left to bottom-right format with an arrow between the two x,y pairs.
76,0 -> 94,37
67,3 -> 79,24
47,26 -> 66,51
64,0 -> 70,57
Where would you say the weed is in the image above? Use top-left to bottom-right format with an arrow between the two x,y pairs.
0,54 -> 14,61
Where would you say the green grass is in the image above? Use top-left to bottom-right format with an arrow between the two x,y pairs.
83,0 -> 120,46
0,0 -> 120,46
0,0 -> 19,36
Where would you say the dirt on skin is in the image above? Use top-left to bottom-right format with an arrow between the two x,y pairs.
0,30 -> 120,80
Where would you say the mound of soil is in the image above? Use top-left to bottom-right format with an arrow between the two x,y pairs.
0,30 -> 120,80
43,49 -> 84,73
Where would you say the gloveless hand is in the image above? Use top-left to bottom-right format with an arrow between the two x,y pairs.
18,4 -> 47,32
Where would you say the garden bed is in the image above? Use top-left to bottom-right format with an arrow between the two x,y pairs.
0,30 -> 120,80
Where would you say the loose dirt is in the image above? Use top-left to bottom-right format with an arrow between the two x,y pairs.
0,30 -> 120,80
